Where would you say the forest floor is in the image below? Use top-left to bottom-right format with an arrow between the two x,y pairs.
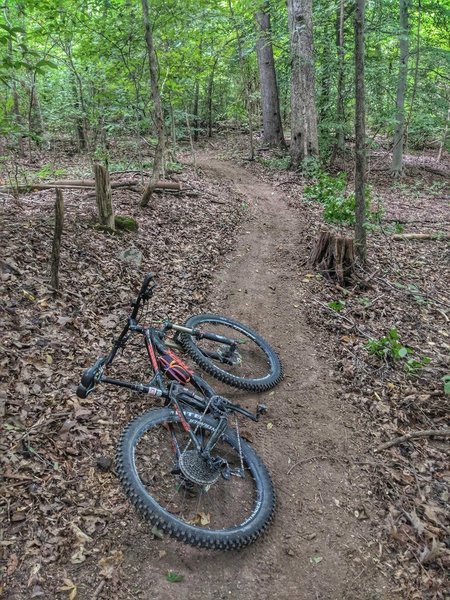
1,136 -> 449,600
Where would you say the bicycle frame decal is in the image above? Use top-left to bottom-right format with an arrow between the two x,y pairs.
145,335 -> 159,372
173,403 -> 192,433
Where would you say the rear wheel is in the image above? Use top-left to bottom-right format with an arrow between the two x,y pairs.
116,408 -> 275,549
179,314 -> 282,391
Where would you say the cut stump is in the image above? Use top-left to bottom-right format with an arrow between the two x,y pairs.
309,230 -> 355,286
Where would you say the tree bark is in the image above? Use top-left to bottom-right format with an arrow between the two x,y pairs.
404,0 -> 421,152
94,163 -> 115,230
391,0 -> 410,176
193,79 -> 200,142
287,0 -> 319,168
310,230 -> 355,286
71,76 -> 87,151
207,57 -> 218,138
140,0 -> 166,208
5,7 -> 25,158
354,0 -> 367,264
255,2 -> 286,148
437,108 -> 449,162
228,0 -> 254,160
50,189 -> 64,290
333,0 -> 346,159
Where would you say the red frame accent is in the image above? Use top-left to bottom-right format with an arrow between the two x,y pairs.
173,403 -> 191,433
145,337 -> 159,372
166,349 -> 194,375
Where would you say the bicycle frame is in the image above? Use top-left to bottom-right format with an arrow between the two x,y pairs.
77,274 -> 264,438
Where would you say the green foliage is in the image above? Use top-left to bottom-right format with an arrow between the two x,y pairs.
301,156 -> 322,179
328,299 -> 345,312
443,375 -> 450,395
114,215 -> 138,232
304,171 -> 376,226
166,161 -> 184,174
166,571 -> 184,583
36,163 -> 67,180
365,328 -> 409,361
259,155 -> 290,170
393,282 -> 427,305
365,328 -> 431,373
304,172 -> 347,204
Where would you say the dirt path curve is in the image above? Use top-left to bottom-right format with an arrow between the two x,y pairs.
119,154 -> 389,600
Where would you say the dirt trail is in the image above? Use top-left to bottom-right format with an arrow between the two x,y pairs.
118,154 -> 390,600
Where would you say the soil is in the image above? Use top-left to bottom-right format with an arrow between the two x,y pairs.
2,140 -> 448,599
97,153 -> 391,600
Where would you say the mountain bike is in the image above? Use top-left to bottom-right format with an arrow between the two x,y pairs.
76,273 -> 282,549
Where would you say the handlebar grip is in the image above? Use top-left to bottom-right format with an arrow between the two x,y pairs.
139,272 -> 155,296
76,384 -> 89,399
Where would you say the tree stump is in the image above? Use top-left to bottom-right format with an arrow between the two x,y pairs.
94,163 -> 115,230
309,230 -> 355,286
50,189 -> 64,290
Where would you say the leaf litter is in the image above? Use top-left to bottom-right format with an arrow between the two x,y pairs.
241,144 -> 450,600
0,154 -> 244,597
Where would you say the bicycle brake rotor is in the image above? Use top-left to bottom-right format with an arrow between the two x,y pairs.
178,451 -> 221,486
217,348 -> 242,366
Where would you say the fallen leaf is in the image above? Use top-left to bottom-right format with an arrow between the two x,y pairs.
98,550 -> 123,579
70,523 -> 93,545
70,546 -> 87,565
419,538 -> 443,564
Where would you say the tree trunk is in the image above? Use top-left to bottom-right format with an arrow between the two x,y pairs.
404,0 -> 421,152
391,0 -> 410,176
94,163 -> 115,230
354,0 -> 367,264
207,57 -> 218,138
332,0 -> 346,159
50,189 -> 64,290
255,2 -> 286,149
71,77 -> 87,151
287,0 -> 319,168
28,72 -> 44,147
193,80 -> 200,142
140,0 -> 166,208
437,108 -> 449,162
6,21 -> 25,157
228,0 -> 254,160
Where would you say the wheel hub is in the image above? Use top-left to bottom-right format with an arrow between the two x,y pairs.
178,450 -> 221,486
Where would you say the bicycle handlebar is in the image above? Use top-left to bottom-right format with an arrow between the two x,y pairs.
130,272 -> 156,319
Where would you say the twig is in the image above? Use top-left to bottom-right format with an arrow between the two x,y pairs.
313,300 -> 372,339
375,429 -> 450,452
92,579 -> 106,600
287,455 -> 328,475
274,179 -> 301,187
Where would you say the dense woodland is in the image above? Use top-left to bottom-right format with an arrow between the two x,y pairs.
1,0 -> 449,167
1,0 -> 449,598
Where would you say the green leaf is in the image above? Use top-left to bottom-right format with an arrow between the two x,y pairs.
166,571 -> 184,583
35,59 -> 58,70
398,347 -> 408,358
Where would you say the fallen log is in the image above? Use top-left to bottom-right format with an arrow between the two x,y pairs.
0,179 -> 182,193
393,232 -> 449,241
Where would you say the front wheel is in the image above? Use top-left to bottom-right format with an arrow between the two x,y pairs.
179,314 -> 282,391
116,408 -> 275,550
